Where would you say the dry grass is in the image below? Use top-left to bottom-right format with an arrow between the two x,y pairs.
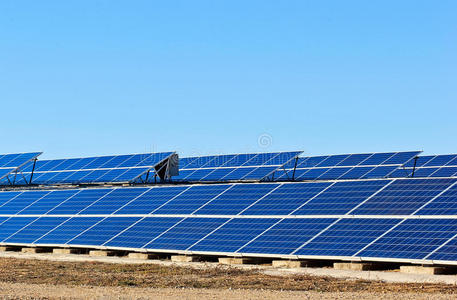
0,257 -> 457,294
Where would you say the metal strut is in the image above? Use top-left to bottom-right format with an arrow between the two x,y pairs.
291,156 -> 299,181
411,156 -> 418,178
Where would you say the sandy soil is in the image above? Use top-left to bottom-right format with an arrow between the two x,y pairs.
0,256 -> 456,299
0,282 -> 455,300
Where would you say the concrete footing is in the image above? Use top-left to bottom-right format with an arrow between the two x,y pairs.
400,265 -> 446,275
333,262 -> 378,271
171,255 -> 200,262
89,250 -> 116,257
218,257 -> 256,265
272,260 -> 307,268
21,247 -> 50,254
53,248 -> 82,254
128,252 -> 158,260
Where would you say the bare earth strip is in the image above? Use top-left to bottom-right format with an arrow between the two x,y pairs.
0,282 -> 455,300
0,253 -> 456,299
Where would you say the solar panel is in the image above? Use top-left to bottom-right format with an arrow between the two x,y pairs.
274,151 -> 421,181
13,152 -> 175,185
0,152 -> 42,185
390,154 -> 457,179
295,218 -> 402,257
2,175 -> 457,266
358,219 -> 457,260
351,178 -> 457,215
172,151 -> 302,182
239,218 -> 336,255
190,218 -> 279,253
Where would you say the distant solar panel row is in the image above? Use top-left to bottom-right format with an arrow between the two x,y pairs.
390,154 -> 457,178
274,151 -> 420,181
1,152 -> 174,185
173,151 -> 302,182
0,152 -> 42,182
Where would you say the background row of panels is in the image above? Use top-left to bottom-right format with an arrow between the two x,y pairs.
1,216 -> 457,262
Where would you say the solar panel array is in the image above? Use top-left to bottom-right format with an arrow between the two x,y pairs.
274,151 -> 421,181
173,151 -> 302,182
2,177 -> 457,265
0,152 -> 42,184
389,154 -> 457,178
4,152 -> 175,185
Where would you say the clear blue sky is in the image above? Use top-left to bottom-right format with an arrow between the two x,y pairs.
1,1 -> 456,159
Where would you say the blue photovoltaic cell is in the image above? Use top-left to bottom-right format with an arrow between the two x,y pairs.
414,184 -> 457,215
145,217 -> 228,250
4,217 -> 69,244
412,168 -> 440,177
114,186 -> 190,214
0,168 -> 16,180
242,166 -> 279,180
153,185 -> 231,215
268,152 -> 303,166
382,151 -> 419,165
0,217 -> 38,242
293,180 -> 389,215
68,217 -> 141,246
190,218 -> 278,253
239,218 -> 336,255
34,217 -> 103,244
359,152 -> 395,165
297,168 -> 330,180
430,167 -> 457,178
0,191 -> 22,206
295,218 -> 401,257
338,167 -> 374,179
388,168 -> 413,178
78,188 -> 149,214
338,154 -> 372,166
352,178 -> 457,215
428,235 -> 457,261
359,219 -> 457,260
0,152 -> 41,169
423,155 -> 457,167
194,184 -> 279,215
46,189 -> 112,215
315,155 -> 349,167
220,167 -> 258,181
404,156 -> 433,168
105,217 -> 183,249
0,190 -> 50,214
361,166 -> 398,179
298,156 -> 328,168
200,168 -> 238,181
241,182 -> 332,215
19,190 -> 80,215
318,167 -> 352,180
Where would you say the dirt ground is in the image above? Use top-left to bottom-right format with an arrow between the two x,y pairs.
0,257 -> 456,299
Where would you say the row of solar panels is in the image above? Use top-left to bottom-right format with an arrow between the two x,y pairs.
1,216 -> 457,263
0,178 -> 456,217
0,151 -> 302,186
3,150 -> 457,186
274,152 -> 457,181
1,177 -> 457,263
